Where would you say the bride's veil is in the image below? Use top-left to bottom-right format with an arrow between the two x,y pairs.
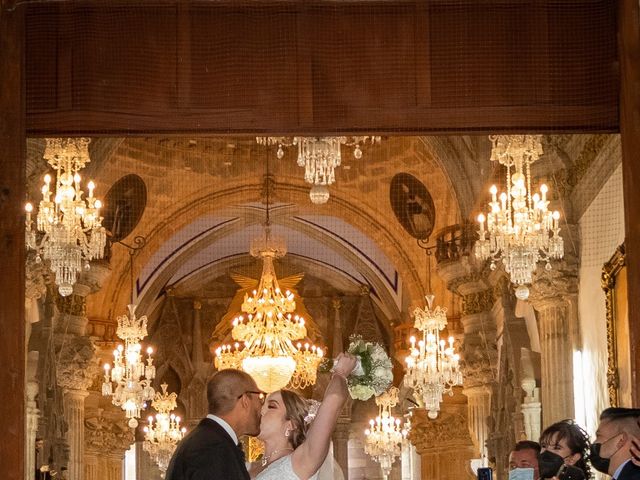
316,441 -> 344,480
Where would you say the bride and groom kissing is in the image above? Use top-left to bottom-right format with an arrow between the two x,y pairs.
165,353 -> 357,480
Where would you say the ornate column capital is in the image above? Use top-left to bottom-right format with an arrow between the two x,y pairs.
528,257 -> 579,310
409,408 -> 474,454
56,335 -> 100,392
85,409 -> 135,458
26,254 -> 49,301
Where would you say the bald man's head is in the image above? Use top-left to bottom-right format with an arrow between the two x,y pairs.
207,369 -> 259,415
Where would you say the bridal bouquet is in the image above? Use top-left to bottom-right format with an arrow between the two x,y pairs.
322,336 -> 394,401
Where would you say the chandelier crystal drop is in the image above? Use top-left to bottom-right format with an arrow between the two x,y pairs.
256,136 -> 381,204
25,138 -> 106,296
215,227 -> 324,393
143,383 -> 187,476
364,387 -> 409,480
403,294 -> 463,419
474,135 -> 564,300
102,304 -> 156,428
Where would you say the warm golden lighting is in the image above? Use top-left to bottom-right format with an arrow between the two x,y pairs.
25,138 -> 106,296
364,387 -> 409,480
143,383 -> 186,477
215,227 -> 324,393
475,135 -> 564,300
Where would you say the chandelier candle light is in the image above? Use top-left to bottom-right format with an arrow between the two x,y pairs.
475,135 -> 564,300
404,294 -> 463,419
25,137 -> 107,296
102,303 -> 156,428
256,136 -> 381,204
143,383 -> 186,477
364,387 -> 409,480
215,227 -> 324,392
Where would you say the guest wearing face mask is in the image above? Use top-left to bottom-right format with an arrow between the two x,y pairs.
591,408 -> 640,480
539,420 -> 591,480
509,441 -> 541,480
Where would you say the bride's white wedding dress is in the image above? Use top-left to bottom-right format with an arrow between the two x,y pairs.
255,455 -> 319,480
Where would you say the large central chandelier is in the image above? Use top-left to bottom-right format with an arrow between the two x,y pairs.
215,227 -> 324,392
364,387 -> 409,480
404,294 -> 462,419
475,135 -> 564,300
256,136 -> 381,204
25,138 -> 107,296
143,383 -> 186,477
102,303 -> 156,428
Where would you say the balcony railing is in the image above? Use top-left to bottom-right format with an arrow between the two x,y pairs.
434,223 -> 475,264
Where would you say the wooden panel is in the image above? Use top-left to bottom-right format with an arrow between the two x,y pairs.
0,0 -> 25,478
24,0 -> 618,134
619,0 -> 640,405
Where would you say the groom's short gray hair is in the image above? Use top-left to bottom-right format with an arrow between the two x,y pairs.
207,369 -> 257,415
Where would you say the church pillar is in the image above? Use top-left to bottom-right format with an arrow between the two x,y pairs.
437,237 -> 497,463
85,409 -> 134,480
333,417 -> 350,478
410,391 -> 476,480
135,440 -> 163,480
528,257 -> 578,426
192,300 -> 203,365
63,389 -> 90,480
26,356 -> 40,480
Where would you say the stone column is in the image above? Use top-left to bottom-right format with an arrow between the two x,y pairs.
85,409 -> 134,480
135,440 -> 163,480
26,351 -> 40,480
57,335 -> 99,480
192,300 -> 204,364
529,259 -> 578,426
333,418 -> 351,479
410,391 -> 476,480
521,378 -> 542,441
438,253 -> 497,462
64,389 -> 90,480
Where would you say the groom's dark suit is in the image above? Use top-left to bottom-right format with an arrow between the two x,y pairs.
165,417 -> 250,480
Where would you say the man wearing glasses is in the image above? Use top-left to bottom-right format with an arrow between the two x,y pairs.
166,369 -> 265,480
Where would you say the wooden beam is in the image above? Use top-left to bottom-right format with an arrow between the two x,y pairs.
0,0 -> 25,477
619,0 -> 640,406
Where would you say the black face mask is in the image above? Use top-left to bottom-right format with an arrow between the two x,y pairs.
590,442 -> 611,474
539,451 -> 566,479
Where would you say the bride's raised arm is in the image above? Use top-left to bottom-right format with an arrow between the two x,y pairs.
291,353 -> 357,479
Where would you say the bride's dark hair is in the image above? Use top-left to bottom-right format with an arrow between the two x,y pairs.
280,389 -> 311,448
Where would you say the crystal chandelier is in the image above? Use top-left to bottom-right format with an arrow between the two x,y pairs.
256,136 -> 381,204
25,138 -> 106,296
474,135 -> 564,300
215,168 -> 324,392
404,294 -> 463,419
364,387 -> 409,480
102,304 -> 156,428
143,383 -> 186,477
215,227 -> 324,392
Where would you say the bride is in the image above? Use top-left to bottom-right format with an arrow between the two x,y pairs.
249,353 -> 357,480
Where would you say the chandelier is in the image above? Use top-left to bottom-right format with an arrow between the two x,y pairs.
102,303 -> 156,428
215,164 -> 324,391
256,136 -> 381,204
364,387 -> 409,479
143,383 -> 186,477
474,135 -> 564,300
404,294 -> 463,419
215,226 -> 324,392
25,138 -> 107,296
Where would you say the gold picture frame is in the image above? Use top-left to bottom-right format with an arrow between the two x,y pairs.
601,244 -> 631,407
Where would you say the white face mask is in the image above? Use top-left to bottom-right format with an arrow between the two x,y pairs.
509,468 -> 535,480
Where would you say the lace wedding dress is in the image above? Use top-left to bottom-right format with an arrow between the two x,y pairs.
255,455 -> 319,480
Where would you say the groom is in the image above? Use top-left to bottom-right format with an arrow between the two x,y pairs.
166,369 -> 265,480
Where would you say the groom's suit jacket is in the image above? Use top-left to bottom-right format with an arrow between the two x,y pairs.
165,417 -> 250,480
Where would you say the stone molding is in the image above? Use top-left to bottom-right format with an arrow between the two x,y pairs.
56,335 -> 100,392
85,409 -> 134,455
